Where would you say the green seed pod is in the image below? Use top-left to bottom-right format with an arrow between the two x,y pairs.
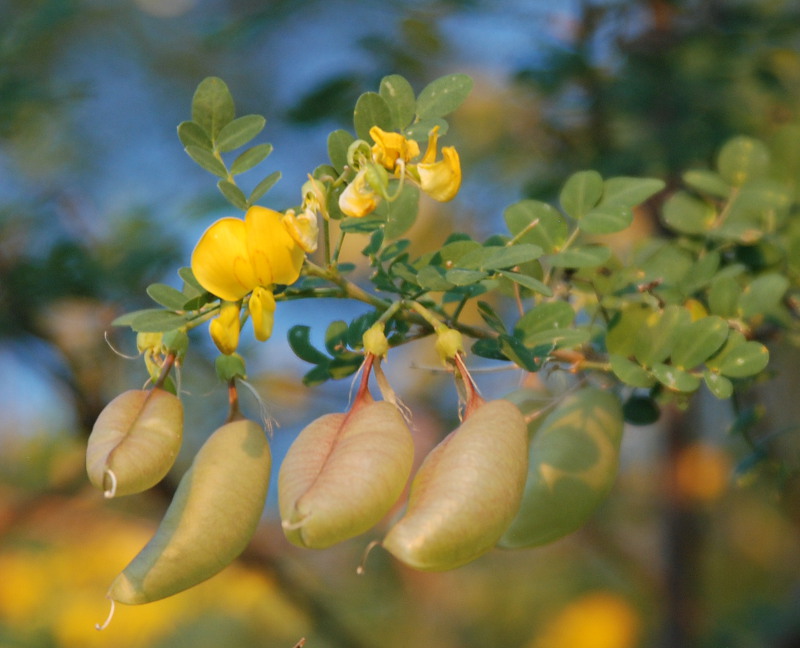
498,387 -> 624,549
108,419 -> 271,604
86,389 -> 183,498
383,399 -> 528,571
279,394 -> 414,549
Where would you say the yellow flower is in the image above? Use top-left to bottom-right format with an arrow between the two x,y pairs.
136,332 -> 165,379
338,167 -> 381,218
282,208 -> 319,253
191,205 -> 305,342
370,126 -> 420,171
209,301 -> 241,354
416,126 -> 461,202
248,285 -> 277,342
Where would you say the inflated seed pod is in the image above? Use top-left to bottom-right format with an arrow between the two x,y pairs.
382,399 -> 528,571
279,393 -> 414,549
108,419 -> 270,604
86,389 -> 183,498
498,387 -> 623,549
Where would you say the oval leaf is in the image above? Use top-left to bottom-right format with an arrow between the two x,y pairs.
504,200 -> 569,253
327,129 -> 355,172
191,76 -> 235,141
662,191 -> 717,235
146,283 -> 188,310
354,92 -> 393,142
380,74 -> 416,130
560,170 -> 603,220
480,243 -> 543,271
129,310 -> 188,333
415,73 -> 473,120
384,184 -> 419,239
288,325 -> 329,365
515,301 -> 574,341
216,114 -> 266,153
634,304 -> 690,367
716,341 -> 769,378
184,145 -> 228,178
230,143 -> 273,176
404,118 -> 448,142
547,245 -> 612,268
217,180 -> 248,210
600,177 -> 665,208
682,169 -> 731,199
417,265 -> 455,291
248,171 -> 281,204
704,371 -> 734,399
609,354 -> 656,388
177,120 -> 212,151
579,205 -> 633,234
670,315 -> 729,369
497,270 -> 552,296
445,268 -> 488,286
651,363 -> 702,393
717,136 -> 770,186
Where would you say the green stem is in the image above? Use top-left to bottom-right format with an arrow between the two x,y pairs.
332,229 -> 346,264
322,217 -> 332,266
407,300 -> 447,332
304,261 -> 392,310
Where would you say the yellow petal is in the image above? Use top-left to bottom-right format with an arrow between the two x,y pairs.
302,175 -> 329,220
249,286 -> 276,342
370,126 -> 420,171
136,332 -> 163,355
191,217 -> 256,301
417,146 -> 461,202
420,125 -> 441,165
209,301 -> 241,355
245,206 -> 305,287
338,168 -> 380,218
283,208 -> 319,253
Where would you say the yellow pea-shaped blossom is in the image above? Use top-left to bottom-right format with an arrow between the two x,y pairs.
370,126 -> 420,171
338,167 -> 380,218
282,208 -> 319,253
416,127 -> 461,202
191,206 -> 305,342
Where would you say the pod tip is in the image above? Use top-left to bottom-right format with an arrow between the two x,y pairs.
95,597 -> 115,631
356,539 -> 381,575
103,470 -> 118,499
